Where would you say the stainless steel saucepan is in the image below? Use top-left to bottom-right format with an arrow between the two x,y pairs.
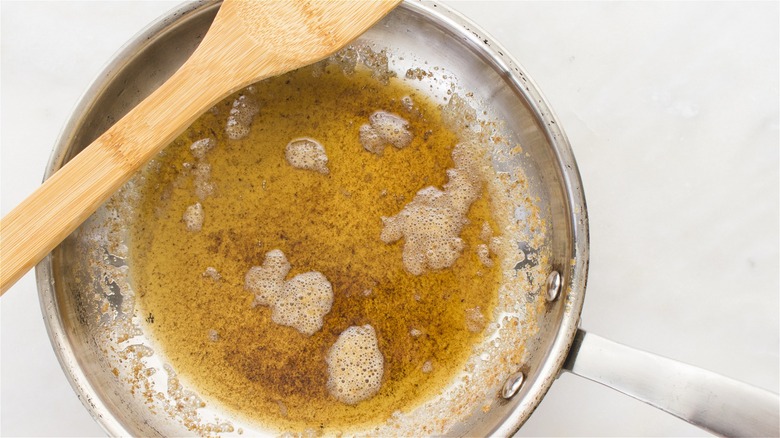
20,1 -> 779,436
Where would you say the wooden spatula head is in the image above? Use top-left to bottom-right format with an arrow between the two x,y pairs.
197,0 -> 401,92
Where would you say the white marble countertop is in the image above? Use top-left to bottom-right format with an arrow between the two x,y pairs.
1,1 -> 777,436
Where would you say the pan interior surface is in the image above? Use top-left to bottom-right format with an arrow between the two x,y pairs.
37,1 -> 587,436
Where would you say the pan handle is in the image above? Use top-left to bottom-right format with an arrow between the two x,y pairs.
562,329 -> 779,437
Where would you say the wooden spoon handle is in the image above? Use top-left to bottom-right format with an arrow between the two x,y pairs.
0,63 -> 224,294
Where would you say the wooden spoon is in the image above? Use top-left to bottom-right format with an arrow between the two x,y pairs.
0,0 -> 400,295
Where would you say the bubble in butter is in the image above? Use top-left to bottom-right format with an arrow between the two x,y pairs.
359,111 -> 413,155
285,137 -> 329,175
326,325 -> 384,405
245,249 -> 333,336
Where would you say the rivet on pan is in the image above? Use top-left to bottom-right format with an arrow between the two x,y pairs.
501,371 -> 525,399
545,270 -> 562,302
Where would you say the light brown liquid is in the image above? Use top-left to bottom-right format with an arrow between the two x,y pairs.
130,64 -> 501,432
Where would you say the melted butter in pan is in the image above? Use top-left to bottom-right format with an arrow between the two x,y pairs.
130,63 -> 501,432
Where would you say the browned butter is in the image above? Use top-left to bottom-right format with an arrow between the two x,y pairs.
130,62 -> 501,433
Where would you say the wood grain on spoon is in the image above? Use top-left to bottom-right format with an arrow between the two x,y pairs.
0,0 -> 400,295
